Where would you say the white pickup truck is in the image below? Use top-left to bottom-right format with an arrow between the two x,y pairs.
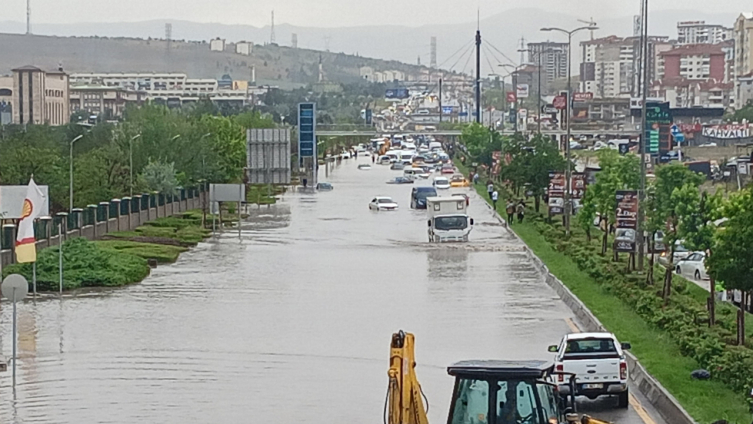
548,332 -> 631,408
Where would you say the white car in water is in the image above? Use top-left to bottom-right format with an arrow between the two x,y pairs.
433,177 -> 451,190
369,196 -> 398,211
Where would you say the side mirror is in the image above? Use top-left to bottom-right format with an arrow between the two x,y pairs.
427,220 -> 431,227
470,218 -> 475,226
547,345 -> 559,353
621,342 -> 632,350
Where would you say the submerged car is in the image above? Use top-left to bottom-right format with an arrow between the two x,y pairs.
387,177 -> 414,184
450,175 -> 470,187
358,164 -> 372,170
316,182 -> 333,191
390,162 -> 406,171
433,177 -> 451,190
369,196 -> 398,211
441,164 -> 455,174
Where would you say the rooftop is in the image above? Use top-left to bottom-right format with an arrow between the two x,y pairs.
447,360 -> 553,379
660,44 -> 725,56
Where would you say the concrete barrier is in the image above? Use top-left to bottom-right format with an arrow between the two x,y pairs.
520,244 -> 698,424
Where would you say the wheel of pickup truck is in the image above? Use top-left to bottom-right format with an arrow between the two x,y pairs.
617,389 -> 629,409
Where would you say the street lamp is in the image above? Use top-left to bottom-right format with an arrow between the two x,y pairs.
200,133 -> 211,180
541,24 -> 598,237
129,134 -> 141,197
69,135 -> 84,211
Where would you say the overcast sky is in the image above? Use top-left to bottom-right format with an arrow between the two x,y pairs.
10,0 -> 753,27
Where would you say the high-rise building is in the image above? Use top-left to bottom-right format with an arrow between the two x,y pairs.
677,21 -> 733,45
733,13 -> 753,107
12,65 -> 69,126
527,41 -> 568,94
579,36 -> 672,99
658,44 -> 728,82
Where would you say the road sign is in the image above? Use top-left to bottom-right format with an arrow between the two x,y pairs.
506,92 -> 517,103
670,124 -> 679,134
542,105 -> 558,114
298,103 -> 316,158
516,84 -> 529,99
2,274 -> 28,301
442,106 -> 453,114
553,96 -> 567,110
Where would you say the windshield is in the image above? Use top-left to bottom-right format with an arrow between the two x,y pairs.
435,216 -> 468,230
377,198 -> 394,204
415,189 -> 437,200
450,378 -> 549,424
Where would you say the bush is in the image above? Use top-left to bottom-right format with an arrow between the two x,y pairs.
2,237 -> 150,291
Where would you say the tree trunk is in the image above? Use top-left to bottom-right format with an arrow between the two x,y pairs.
662,247 -> 675,301
534,195 -> 541,213
586,227 -> 591,242
646,237 -> 655,285
601,218 -> 608,255
707,251 -> 716,326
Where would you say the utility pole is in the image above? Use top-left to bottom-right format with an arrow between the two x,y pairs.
512,71 -> 518,132
637,0 -> 649,271
439,78 -> 443,124
475,29 -> 481,124
538,53 -> 542,133
26,0 -> 31,35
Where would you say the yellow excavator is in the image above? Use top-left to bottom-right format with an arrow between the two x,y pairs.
386,330 -> 613,424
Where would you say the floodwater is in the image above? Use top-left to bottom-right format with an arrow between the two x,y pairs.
0,157 -> 659,423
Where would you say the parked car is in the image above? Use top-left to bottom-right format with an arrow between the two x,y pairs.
387,177 -> 414,185
548,332 -> 631,408
658,240 -> 691,266
316,182 -> 333,191
433,177 -> 451,190
675,251 -> 708,280
368,196 -> 398,211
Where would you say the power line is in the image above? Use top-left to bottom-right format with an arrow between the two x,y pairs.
447,42 -> 475,72
437,39 -> 474,69
485,39 -> 518,67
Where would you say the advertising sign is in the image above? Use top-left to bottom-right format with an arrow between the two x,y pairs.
385,88 -> 410,99
614,190 -> 638,252
572,92 -> 593,102
542,105 -> 558,114
516,84 -> 529,99
506,92 -> 517,103
645,102 -> 672,154
553,96 -> 567,110
247,129 -> 292,184
442,106 -> 454,114
547,172 -> 566,215
702,124 -> 751,139
298,103 -> 316,158
0,186 -> 50,219
571,173 -> 586,214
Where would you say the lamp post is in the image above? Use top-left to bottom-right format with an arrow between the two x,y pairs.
498,64 -> 525,132
200,133 -> 211,180
129,134 -> 141,198
69,135 -> 84,211
541,24 -> 598,237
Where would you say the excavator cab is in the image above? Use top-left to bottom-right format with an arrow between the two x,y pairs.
446,360 -> 572,424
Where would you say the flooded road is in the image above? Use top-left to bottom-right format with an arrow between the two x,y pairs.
0,157 -> 662,424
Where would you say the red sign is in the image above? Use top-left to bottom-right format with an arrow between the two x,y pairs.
573,92 -> 594,102
678,123 -> 702,133
553,96 -> 567,110
506,92 -> 517,103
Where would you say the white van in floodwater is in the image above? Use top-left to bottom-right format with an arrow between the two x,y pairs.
426,197 -> 474,242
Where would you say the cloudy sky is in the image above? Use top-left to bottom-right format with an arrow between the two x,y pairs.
10,0 -> 753,27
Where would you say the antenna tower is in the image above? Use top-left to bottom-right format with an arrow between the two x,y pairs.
270,11 -> 276,44
165,23 -> 172,53
26,0 -> 31,34
430,36 -> 437,68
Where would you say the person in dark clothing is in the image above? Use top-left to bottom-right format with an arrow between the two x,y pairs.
505,200 -> 515,225
516,200 -> 525,223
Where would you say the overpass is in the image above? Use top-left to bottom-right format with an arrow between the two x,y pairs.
316,129 -> 641,138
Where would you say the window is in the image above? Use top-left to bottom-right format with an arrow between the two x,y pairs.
450,379 -> 546,424
565,338 -> 617,356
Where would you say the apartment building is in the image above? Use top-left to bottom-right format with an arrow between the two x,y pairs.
69,84 -> 148,119
11,65 -> 69,126
658,44 -> 728,82
677,21 -> 733,44
527,41 -> 568,93
734,13 -> 753,107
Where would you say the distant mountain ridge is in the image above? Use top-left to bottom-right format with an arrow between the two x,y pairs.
0,8 -> 740,75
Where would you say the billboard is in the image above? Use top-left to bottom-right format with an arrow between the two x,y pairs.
614,190 -> 638,252
571,173 -> 586,214
572,92 -> 593,102
516,84 -> 529,99
547,172 -> 566,215
232,80 -> 249,91
0,185 -> 50,219
385,88 -> 410,99
298,103 -> 316,158
247,128 -> 292,184
702,124 -> 750,139
645,102 -> 672,154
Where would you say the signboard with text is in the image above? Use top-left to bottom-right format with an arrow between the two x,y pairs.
614,190 -> 638,252
298,103 -> 316,158
571,173 -> 586,214
547,172 -> 566,215
516,84 -> 530,98
572,92 -> 594,102
702,124 -> 751,139
645,102 -> 672,155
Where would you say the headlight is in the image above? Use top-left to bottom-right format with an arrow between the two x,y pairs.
660,252 -> 667,257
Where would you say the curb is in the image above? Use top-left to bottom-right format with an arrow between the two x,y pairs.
520,243 -> 698,424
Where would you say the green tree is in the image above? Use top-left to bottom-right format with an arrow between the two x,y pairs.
524,134 -> 567,212
707,187 -> 753,342
141,161 -> 179,195
652,164 -> 705,300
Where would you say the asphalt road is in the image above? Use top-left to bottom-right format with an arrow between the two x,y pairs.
0,155 -> 666,424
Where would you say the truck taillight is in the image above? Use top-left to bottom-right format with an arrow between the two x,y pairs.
556,364 -> 563,382
620,361 -> 627,380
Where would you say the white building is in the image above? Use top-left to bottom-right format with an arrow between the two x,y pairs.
677,21 -> 733,45
210,38 -> 226,52
11,65 -> 69,126
236,42 -> 253,56
734,13 -> 753,108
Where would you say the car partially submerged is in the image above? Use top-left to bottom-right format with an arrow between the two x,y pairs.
450,174 -> 470,187
369,196 -> 398,211
316,182 -> 333,191
387,177 -> 414,184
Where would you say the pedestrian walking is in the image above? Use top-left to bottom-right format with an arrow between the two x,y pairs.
505,200 -> 515,224
487,181 -> 494,199
516,200 -> 526,223
491,190 -> 499,210
473,173 -> 480,184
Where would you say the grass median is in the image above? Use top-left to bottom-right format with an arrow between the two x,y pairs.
457,162 -> 751,423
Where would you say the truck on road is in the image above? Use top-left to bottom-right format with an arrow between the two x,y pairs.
426,196 -> 473,242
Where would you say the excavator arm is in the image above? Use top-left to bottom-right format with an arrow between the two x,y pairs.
386,331 -> 430,424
